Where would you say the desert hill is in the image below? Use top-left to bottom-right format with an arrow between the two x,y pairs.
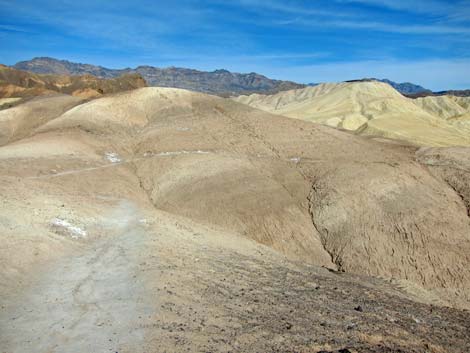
2,87 -> 470,305
0,65 -> 147,100
414,95 -> 470,130
1,87 -> 470,351
234,81 -> 470,146
407,89 -> 470,98
13,57 -> 305,96
415,95 -> 470,118
345,78 -> 432,95
0,94 -> 83,146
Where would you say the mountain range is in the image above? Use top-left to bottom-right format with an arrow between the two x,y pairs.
13,57 -> 305,97
377,78 -> 431,95
10,57 -> 470,98
10,57 -> 453,97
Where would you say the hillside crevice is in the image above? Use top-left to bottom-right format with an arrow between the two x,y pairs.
307,180 -> 341,272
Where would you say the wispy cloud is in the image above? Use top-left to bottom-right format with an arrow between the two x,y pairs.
339,0 -> 451,14
0,24 -> 33,34
285,18 -> 470,35
235,52 -> 329,60
1,0 -> 469,89
0,0 -> 233,51
339,0 -> 470,21
230,0 -> 357,18
230,0 -> 470,36
133,51 -> 330,72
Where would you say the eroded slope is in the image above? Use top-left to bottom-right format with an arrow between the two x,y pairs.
414,95 -> 470,131
2,87 -> 468,309
234,82 -> 470,147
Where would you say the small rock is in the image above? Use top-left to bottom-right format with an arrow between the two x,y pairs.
354,305 -> 363,312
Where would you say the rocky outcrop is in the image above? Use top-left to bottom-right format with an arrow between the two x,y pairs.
0,65 -> 147,99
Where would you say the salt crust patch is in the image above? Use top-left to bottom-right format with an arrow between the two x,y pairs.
51,218 -> 87,239
105,152 -> 121,163
290,157 -> 301,163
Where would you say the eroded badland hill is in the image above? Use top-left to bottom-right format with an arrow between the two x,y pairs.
1,83 -> 470,352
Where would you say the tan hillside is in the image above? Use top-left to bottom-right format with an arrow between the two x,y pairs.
2,87 -> 470,307
0,94 -> 83,146
1,87 -> 470,351
0,64 -> 147,99
234,81 -> 470,146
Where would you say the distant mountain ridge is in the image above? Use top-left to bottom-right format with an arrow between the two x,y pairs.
12,57 -> 470,97
377,79 -> 432,95
13,57 -> 305,96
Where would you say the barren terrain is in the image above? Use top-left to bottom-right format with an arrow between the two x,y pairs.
1,87 -> 470,352
234,81 -> 470,146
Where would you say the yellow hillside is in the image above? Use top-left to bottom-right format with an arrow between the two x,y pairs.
234,81 -> 470,147
414,95 -> 470,131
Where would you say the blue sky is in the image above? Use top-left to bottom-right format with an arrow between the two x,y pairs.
1,0 -> 469,90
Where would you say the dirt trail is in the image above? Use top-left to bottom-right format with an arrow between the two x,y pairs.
25,151 -> 213,180
1,200 -> 470,352
0,201 -> 153,353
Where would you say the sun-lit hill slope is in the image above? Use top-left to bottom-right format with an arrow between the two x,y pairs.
413,95 -> 470,131
0,98 -> 22,109
2,87 -> 470,310
234,81 -> 470,147
414,95 -> 470,119
0,94 -> 83,146
0,64 -> 147,99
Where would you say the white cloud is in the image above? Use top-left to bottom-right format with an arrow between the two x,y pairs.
282,18 -> 470,35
